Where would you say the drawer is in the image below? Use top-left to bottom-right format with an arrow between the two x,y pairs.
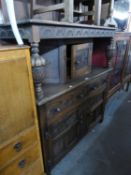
22,158 -> 44,175
88,77 -> 104,87
0,126 -> 37,169
0,144 -> 39,175
45,89 -> 81,125
88,83 -> 106,99
75,86 -> 89,102
88,93 -> 103,109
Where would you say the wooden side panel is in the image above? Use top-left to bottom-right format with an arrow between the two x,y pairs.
0,50 -> 35,144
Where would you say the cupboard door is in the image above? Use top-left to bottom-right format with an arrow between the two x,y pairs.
71,43 -> 92,78
46,119 -> 79,167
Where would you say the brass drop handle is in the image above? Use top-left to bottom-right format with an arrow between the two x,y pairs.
90,86 -> 97,91
18,159 -> 26,169
79,94 -> 84,99
56,108 -> 61,112
75,60 -> 81,65
13,142 -> 22,152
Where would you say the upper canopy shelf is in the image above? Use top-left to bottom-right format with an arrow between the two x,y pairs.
0,19 -> 116,42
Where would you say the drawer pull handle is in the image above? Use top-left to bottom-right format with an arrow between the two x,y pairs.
90,86 -> 97,91
13,142 -> 22,152
79,94 -> 84,99
75,60 -> 81,65
18,159 -> 26,169
56,108 -> 61,112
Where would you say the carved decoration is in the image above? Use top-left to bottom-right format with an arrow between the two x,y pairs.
39,26 -> 115,39
31,43 -> 46,100
0,28 -> 32,40
106,38 -> 116,67
0,23 -> 115,41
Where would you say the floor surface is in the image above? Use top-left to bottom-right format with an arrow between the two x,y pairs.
51,87 -> 131,175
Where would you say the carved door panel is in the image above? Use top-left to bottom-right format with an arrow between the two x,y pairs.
123,41 -> 131,76
71,43 -> 93,78
111,40 -> 128,87
44,110 -> 80,169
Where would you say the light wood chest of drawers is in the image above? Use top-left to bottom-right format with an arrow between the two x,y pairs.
0,46 -> 44,175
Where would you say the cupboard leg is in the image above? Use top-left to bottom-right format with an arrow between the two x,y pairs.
125,81 -> 130,91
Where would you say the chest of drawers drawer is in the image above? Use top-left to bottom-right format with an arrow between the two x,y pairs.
22,158 -> 44,175
0,126 -> 37,169
46,92 -> 76,117
0,143 -> 39,175
88,83 -> 106,99
44,88 -> 84,125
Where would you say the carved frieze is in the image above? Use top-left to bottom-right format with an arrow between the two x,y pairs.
0,20 -> 115,41
0,27 -> 32,40
39,26 -> 115,39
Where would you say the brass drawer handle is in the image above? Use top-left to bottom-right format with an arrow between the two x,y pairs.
75,60 -> 81,65
89,86 -> 97,91
55,108 -> 61,112
18,159 -> 26,169
48,107 -> 61,115
78,94 -> 84,99
13,142 -> 22,152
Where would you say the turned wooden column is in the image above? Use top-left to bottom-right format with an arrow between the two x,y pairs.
106,37 -> 116,68
94,0 -> 102,25
31,42 -> 46,100
63,0 -> 74,22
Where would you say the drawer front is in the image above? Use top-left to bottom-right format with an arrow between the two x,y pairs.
88,83 -> 106,99
46,92 -> 75,116
88,93 -> 104,111
0,144 -> 39,175
22,159 -> 44,175
45,89 -> 81,125
0,126 -> 37,169
75,85 -> 89,103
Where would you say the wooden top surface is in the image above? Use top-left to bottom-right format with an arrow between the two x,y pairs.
0,45 -> 29,51
37,68 -> 112,106
0,19 -> 115,30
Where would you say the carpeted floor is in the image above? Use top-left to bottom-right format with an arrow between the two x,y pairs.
52,89 -> 131,175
